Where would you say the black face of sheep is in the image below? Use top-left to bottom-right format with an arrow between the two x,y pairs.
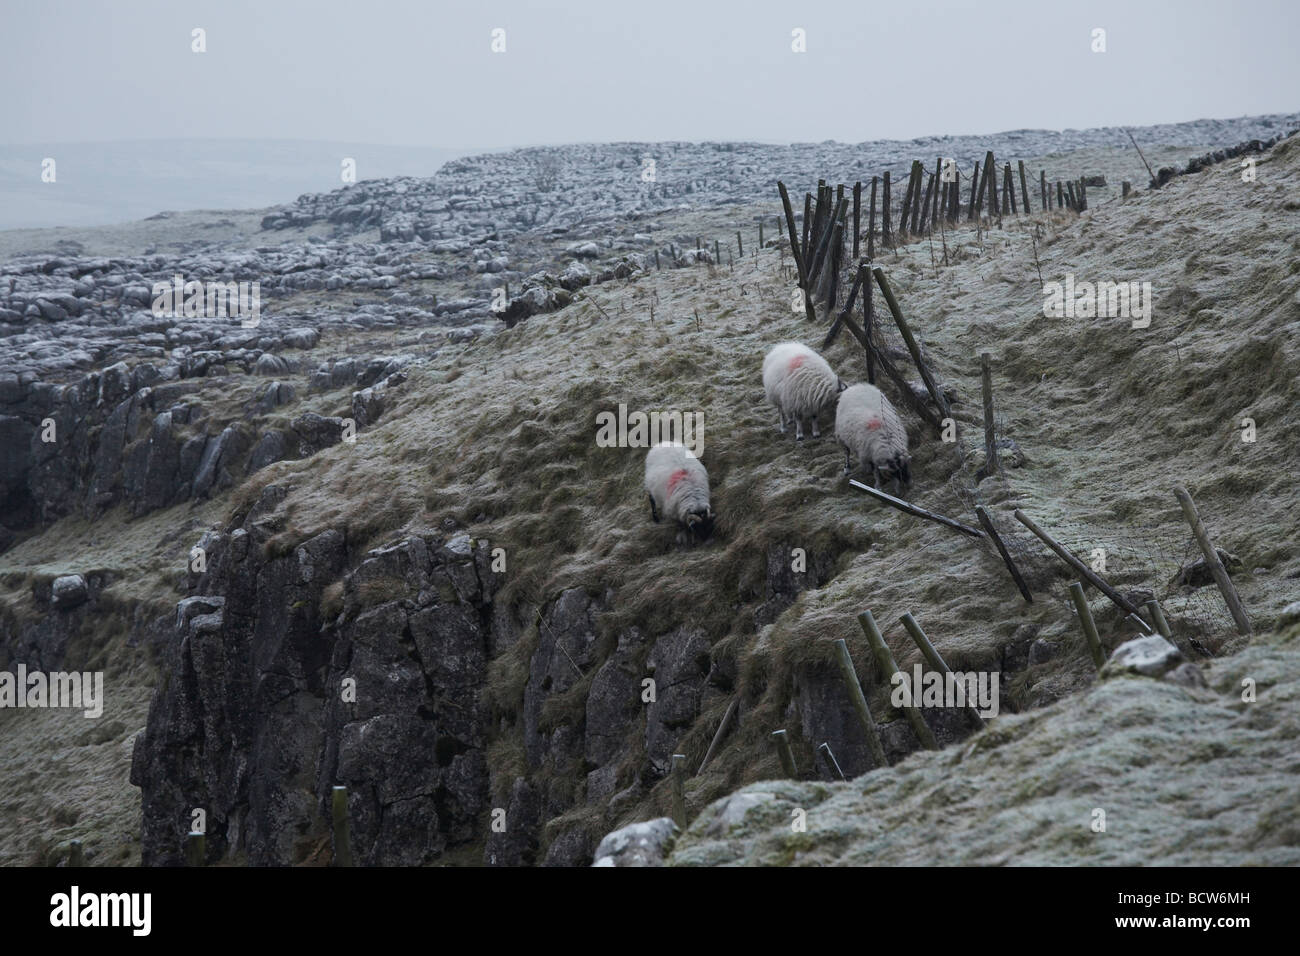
878,454 -> 912,495
682,507 -> 715,544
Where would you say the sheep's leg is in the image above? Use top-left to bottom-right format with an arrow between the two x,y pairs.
776,406 -> 786,433
871,463 -> 881,490
794,417 -> 805,440
811,416 -> 821,439
648,492 -> 660,523
843,446 -> 852,475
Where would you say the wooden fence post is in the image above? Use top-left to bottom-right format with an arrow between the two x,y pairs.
858,610 -> 939,750
882,171 -> 892,248
853,181 -> 861,260
1014,510 -> 1149,623
1145,599 -> 1173,639
1040,169 -> 1048,211
697,697 -> 739,775
817,743 -> 847,781
832,638 -> 888,768
974,505 -> 1034,603
671,754 -> 688,826
186,831 -> 206,868
1174,486 -> 1252,635
969,161 -> 981,220
1019,160 -> 1031,213
1069,582 -> 1106,668
899,612 -> 985,729
980,352 -> 999,476
871,267 -> 951,421
771,730 -> 798,779
332,785 -> 355,867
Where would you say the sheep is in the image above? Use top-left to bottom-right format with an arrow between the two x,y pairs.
644,441 -> 714,544
761,341 -> 846,440
835,383 -> 912,493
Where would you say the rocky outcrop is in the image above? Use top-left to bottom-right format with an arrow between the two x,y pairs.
131,492 -> 501,866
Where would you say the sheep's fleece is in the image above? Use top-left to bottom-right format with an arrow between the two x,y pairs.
762,341 -> 841,439
644,441 -> 714,543
835,383 -> 911,489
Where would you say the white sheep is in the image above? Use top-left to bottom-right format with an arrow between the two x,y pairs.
761,341 -> 845,440
835,383 -> 912,493
644,441 -> 714,544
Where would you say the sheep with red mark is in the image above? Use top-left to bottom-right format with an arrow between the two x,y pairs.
644,441 -> 714,544
762,341 -> 845,440
835,383 -> 911,493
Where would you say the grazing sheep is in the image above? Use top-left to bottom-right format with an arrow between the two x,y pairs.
644,441 -> 714,544
835,383 -> 911,493
761,341 -> 845,440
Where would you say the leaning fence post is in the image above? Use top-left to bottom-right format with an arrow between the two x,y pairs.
186,831 -> 206,868
1069,582 -> 1106,669
1018,160 -> 1031,213
899,612 -> 985,729
817,743 -> 847,781
974,506 -> 1033,603
1013,509 -> 1149,624
872,268 -> 951,421
1174,486 -> 1252,635
331,785 -> 355,867
980,352 -> 999,476
778,181 -> 817,324
1040,169 -> 1048,211
671,754 -> 688,827
771,730 -> 798,779
1145,599 -> 1173,639
832,638 -> 888,768
696,697 -> 739,775
857,610 -> 939,750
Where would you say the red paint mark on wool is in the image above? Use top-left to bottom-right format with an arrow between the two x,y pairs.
787,354 -> 806,371
666,468 -> 690,495
866,417 -> 882,429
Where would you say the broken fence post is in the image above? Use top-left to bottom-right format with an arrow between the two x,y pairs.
857,610 -> 939,750
671,754 -> 688,827
899,612 -> 985,729
771,730 -> 798,779
974,505 -> 1033,603
832,637 -> 888,768
696,697 -> 739,775
1013,509 -> 1149,625
1068,581 -> 1106,669
850,480 -> 984,538
1174,486 -> 1252,635
817,743 -> 847,781
331,785 -> 355,867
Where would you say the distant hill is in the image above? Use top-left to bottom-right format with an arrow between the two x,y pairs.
0,139 -> 489,229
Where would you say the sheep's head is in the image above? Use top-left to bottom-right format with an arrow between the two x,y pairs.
880,453 -> 912,493
683,506 -> 715,543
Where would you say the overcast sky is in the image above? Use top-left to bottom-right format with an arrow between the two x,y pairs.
2,0 -> 1297,148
